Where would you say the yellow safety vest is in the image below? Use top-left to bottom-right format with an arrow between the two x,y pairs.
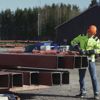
71,34 -> 100,62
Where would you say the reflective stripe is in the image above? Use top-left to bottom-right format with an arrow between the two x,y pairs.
87,55 -> 95,62
71,35 -> 100,62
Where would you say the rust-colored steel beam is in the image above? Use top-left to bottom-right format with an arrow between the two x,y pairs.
39,72 -> 61,86
38,72 -> 69,86
0,53 -> 88,70
0,72 -> 10,92
23,72 -> 39,85
0,53 -> 57,69
9,73 -> 23,88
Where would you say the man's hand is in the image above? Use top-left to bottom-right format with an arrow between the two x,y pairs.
79,50 -> 86,55
79,50 -> 96,55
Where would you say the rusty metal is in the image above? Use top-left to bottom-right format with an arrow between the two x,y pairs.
23,72 -> 39,85
23,72 -> 31,85
0,72 -> 10,91
39,72 -> 53,85
9,72 -> 23,88
74,56 -> 88,68
23,71 -> 69,86
52,72 -> 61,85
0,53 -> 57,69
38,72 -> 69,86
0,53 -> 88,70
64,56 -> 75,69
62,72 -> 69,84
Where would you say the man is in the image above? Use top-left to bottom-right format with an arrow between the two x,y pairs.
71,25 -> 100,100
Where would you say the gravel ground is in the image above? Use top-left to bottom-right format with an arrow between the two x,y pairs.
15,60 -> 100,100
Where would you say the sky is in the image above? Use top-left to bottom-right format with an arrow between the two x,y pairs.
0,0 -> 98,12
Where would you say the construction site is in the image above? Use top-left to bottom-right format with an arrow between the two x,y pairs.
0,0 -> 100,100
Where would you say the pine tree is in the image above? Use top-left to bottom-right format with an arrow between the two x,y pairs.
89,0 -> 98,8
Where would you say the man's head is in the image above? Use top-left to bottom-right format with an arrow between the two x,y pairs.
87,25 -> 97,36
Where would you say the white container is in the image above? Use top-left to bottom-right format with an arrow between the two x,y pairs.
46,45 -> 51,50
40,46 -> 46,50
66,45 -> 69,51
0,97 -> 8,100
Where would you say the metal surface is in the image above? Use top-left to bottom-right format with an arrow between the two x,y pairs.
62,72 -> 69,84
64,56 -> 75,69
74,56 -> 88,68
9,73 -> 23,88
0,53 -> 88,70
39,72 -> 69,86
0,53 -> 57,69
0,72 -> 10,91
23,72 -> 39,85
39,72 -> 53,86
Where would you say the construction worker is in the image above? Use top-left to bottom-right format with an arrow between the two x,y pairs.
71,25 -> 100,100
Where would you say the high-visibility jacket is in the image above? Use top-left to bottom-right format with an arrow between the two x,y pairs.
71,34 -> 100,62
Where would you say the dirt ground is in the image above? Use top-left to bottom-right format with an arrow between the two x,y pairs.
13,59 -> 100,100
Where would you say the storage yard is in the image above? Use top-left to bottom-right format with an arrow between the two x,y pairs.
0,48 -> 99,100
0,1 -> 100,100
11,59 -> 100,100
0,41 -> 99,100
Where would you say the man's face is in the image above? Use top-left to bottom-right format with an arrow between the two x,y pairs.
87,32 -> 95,37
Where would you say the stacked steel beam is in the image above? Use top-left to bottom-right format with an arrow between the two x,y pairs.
0,49 -> 88,92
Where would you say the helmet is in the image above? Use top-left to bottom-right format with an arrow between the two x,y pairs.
87,25 -> 97,35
